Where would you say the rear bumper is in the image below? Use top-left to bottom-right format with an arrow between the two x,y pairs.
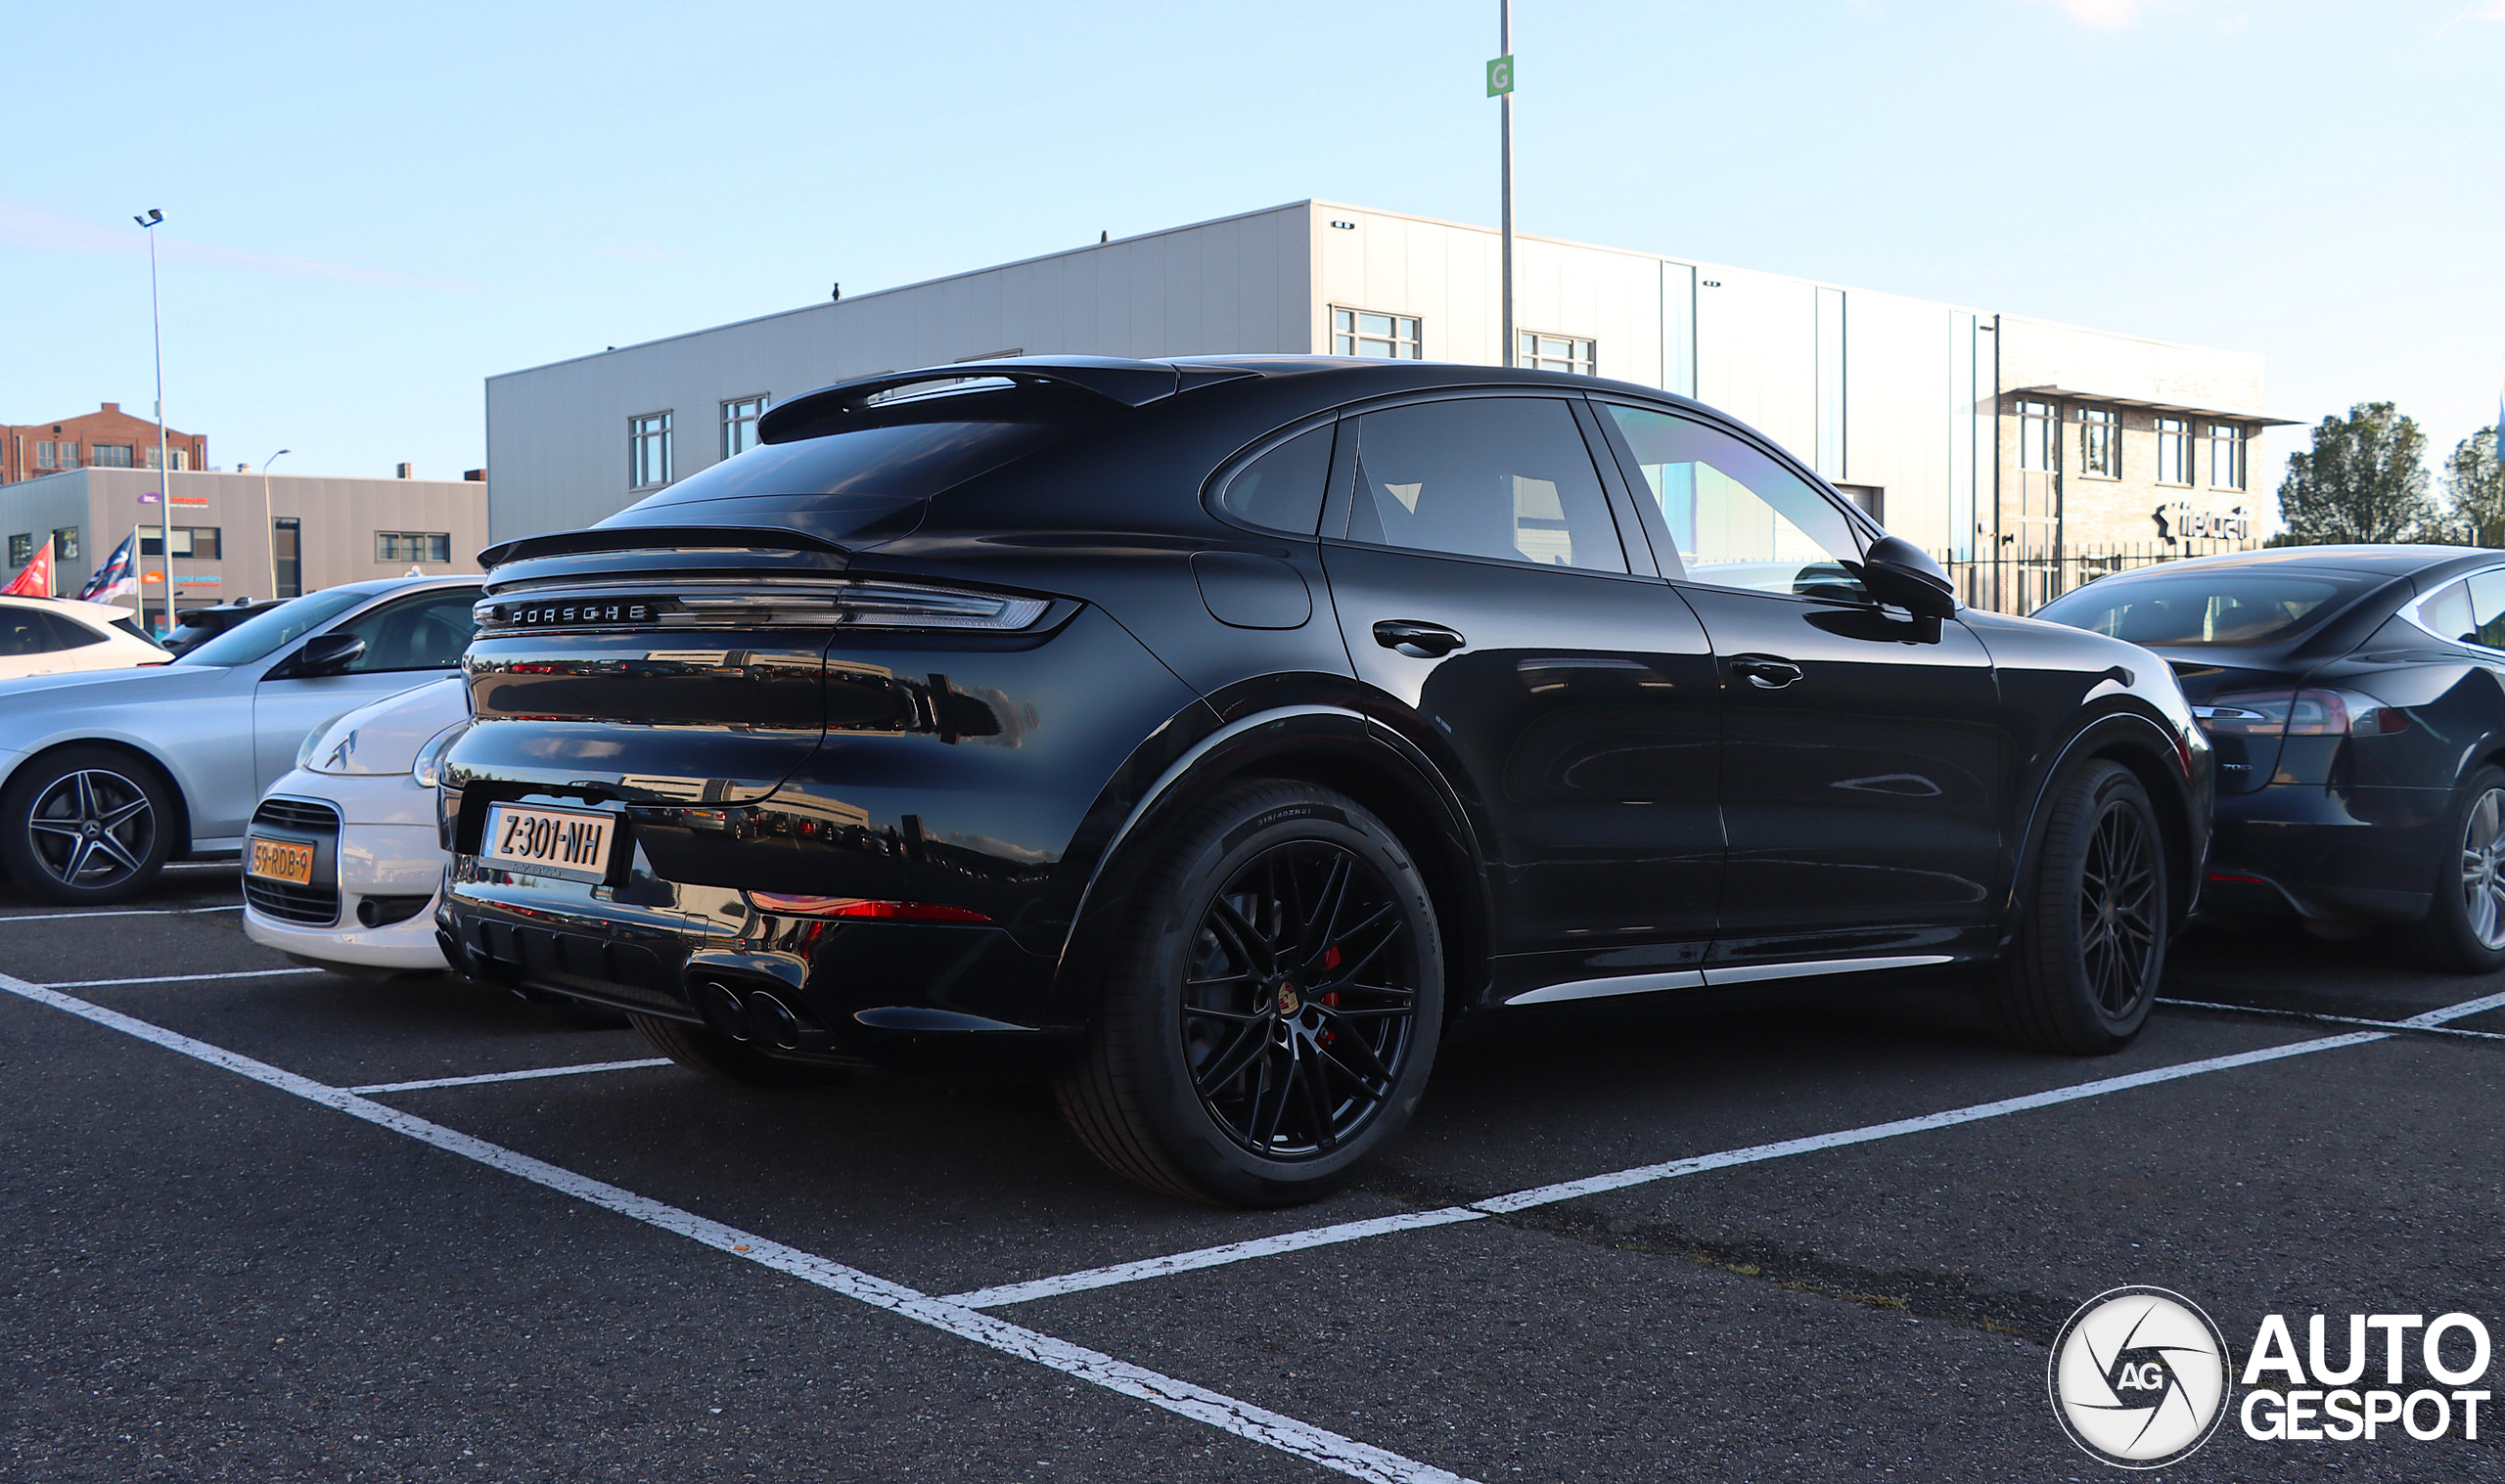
438,871 -> 1071,1067
2204,782 -> 2447,923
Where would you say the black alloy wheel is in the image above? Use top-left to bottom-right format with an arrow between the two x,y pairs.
1058,781 -> 1444,1206
1182,840 -> 1422,1159
1988,759 -> 2167,1055
2402,764 -> 2505,974
0,747 -> 175,906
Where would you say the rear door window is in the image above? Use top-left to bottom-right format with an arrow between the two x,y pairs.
1344,398 -> 1626,573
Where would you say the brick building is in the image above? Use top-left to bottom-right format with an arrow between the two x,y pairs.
1,403 -> 207,484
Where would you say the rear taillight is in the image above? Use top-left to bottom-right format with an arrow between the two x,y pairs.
744,893 -> 993,923
2196,689 -> 2407,737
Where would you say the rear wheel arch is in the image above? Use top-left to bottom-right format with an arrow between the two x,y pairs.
1055,708 -> 1491,1024
2,738 -> 196,853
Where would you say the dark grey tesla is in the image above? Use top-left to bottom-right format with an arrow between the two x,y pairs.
2036,544 -> 2505,970
439,354 -> 2209,1205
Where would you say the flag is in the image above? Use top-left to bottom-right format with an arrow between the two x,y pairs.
77,530 -> 138,604
2,539 -> 54,597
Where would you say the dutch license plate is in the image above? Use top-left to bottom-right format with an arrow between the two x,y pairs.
247,836 -> 315,885
482,803 -> 615,877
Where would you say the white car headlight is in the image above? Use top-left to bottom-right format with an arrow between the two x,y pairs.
412,719 -> 472,789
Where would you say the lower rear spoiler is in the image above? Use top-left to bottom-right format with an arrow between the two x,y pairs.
478,524 -> 851,570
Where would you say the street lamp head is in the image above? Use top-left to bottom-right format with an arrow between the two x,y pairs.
134,208 -> 162,228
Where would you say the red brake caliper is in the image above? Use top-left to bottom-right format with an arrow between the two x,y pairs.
1318,946 -> 1341,1044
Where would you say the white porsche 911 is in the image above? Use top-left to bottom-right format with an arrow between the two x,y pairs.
241,676 -> 470,973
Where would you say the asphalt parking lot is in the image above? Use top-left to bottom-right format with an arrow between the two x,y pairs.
5,868 -> 2501,1482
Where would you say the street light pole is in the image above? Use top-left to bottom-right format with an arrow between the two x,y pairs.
1497,0 -> 1515,369
260,448 -> 289,603
134,208 -> 171,633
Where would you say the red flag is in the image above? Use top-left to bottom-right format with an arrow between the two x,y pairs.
1,541 -> 53,597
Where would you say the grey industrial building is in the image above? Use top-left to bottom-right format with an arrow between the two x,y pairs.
0,467 -> 488,618
485,199 -> 2286,607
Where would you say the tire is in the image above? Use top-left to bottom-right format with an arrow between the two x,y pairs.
2401,765 -> 2505,975
0,747 -> 176,906
1988,759 -> 2168,1055
629,1013 -> 845,1087
1054,780 -> 1445,1206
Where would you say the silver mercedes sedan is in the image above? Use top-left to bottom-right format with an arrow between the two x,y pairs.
0,575 -> 480,904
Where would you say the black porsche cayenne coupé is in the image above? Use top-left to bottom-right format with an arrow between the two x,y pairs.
438,355 -> 2209,1204
2037,544 -> 2505,972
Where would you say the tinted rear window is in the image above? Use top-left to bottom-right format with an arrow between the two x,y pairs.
600,385 -> 1116,541
2034,571 -> 2373,646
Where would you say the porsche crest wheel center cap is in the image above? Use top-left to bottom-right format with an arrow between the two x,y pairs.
1275,983 -> 1301,1017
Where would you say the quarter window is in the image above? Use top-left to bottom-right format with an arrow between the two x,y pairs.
1345,398 -> 1625,573
1331,307 -> 1422,359
2209,424 -> 2245,490
1602,403 -> 1868,601
1517,332 -> 1596,376
1216,424 -> 1335,535
722,395 -> 767,460
2157,417 -> 2193,486
629,411 -> 673,489
2466,571 -> 2505,652
2080,407 -> 2120,478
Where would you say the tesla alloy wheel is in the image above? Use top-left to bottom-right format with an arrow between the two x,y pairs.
0,748 -> 176,906
1058,781 -> 1444,1206
1989,759 -> 2167,1055
2403,765 -> 2505,974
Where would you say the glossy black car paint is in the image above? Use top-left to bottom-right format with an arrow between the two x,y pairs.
2038,544 -> 2505,926
437,355 -> 2209,1066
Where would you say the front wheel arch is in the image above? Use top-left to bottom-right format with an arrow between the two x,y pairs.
1,739 -> 197,859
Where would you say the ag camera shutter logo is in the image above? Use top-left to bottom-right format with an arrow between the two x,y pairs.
2050,1286 -> 2232,1468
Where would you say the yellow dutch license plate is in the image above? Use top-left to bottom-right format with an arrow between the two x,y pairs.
248,836 -> 315,885
481,803 -> 615,877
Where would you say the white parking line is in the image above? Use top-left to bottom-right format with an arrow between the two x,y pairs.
0,971 -> 1472,1484
949,1026 -> 2392,1310
2161,996 -> 2505,1043
44,967 -> 325,989
2401,988 -> 2505,1027
349,1058 -> 672,1095
0,905 -> 245,923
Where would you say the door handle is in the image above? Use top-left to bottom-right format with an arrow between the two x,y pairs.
1372,619 -> 1467,658
1731,656 -> 1804,690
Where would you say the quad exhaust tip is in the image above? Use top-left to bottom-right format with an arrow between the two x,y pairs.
691,977 -> 811,1052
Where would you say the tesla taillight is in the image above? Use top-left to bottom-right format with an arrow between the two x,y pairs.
2197,689 -> 2406,738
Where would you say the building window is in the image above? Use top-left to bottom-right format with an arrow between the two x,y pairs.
172,448 -> 189,472
272,517 -> 301,598
93,444 -> 134,468
7,535 -> 29,567
2156,416 -> 2193,486
34,441 -> 56,470
2017,399 -> 2057,472
2079,407 -> 2120,478
52,528 -> 77,562
629,412 -> 673,488
721,395 -> 766,460
1517,332 -> 1597,376
2209,424 -> 2246,490
1331,307 -> 1422,359
145,446 -> 159,470
140,526 -> 221,559
376,531 -> 453,563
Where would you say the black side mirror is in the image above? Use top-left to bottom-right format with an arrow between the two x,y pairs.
1847,535 -> 1958,619
287,632 -> 367,677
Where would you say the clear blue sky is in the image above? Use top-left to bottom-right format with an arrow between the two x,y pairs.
5,0 -> 2499,500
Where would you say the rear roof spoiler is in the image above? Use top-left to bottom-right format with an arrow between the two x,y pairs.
757,356 -> 1257,444
478,524 -> 851,569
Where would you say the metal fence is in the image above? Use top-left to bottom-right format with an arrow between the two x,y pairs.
1936,541 -> 2256,615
